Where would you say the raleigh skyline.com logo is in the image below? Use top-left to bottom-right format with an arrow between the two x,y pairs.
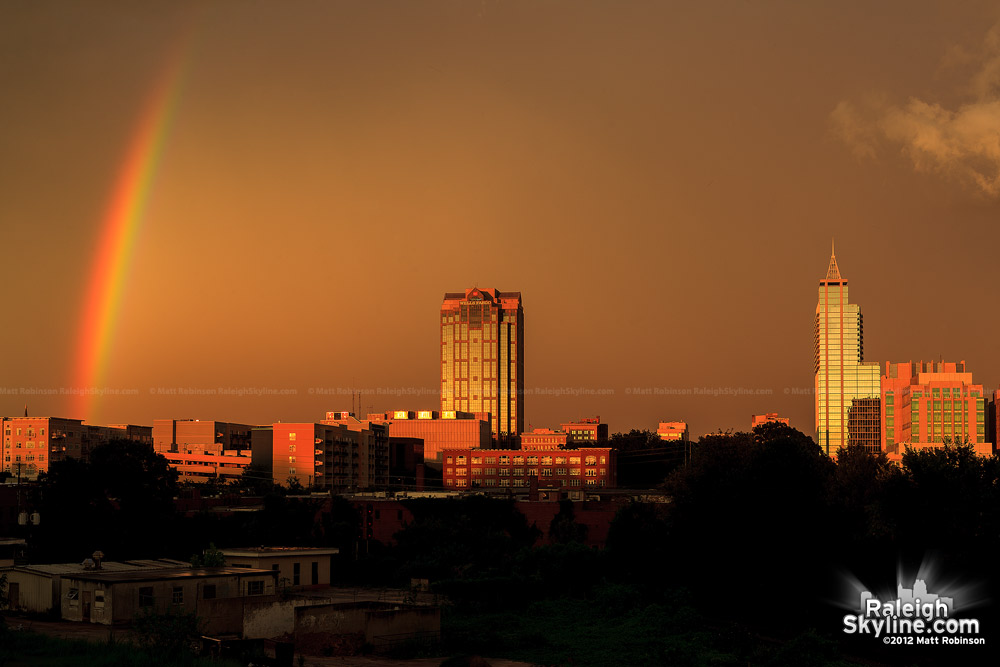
843,578 -> 983,645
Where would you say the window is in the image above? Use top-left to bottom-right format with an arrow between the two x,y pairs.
248,581 -> 264,596
67,588 -> 79,607
172,587 -> 183,604
94,592 -> 105,609
311,561 -> 319,585
288,444 -> 296,452
289,433 -> 297,441
203,584 -> 216,600
139,587 -> 154,607
293,562 -> 301,586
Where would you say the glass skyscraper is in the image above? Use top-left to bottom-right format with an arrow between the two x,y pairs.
814,248 -> 881,455
441,288 -> 523,436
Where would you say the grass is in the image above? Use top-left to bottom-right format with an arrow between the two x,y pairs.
439,585 -> 859,667
0,627 -> 242,667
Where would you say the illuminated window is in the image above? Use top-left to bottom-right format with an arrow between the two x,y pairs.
289,433 -> 297,441
288,444 -> 296,452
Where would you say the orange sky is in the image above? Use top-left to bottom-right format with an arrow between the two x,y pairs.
2,1 -> 1000,437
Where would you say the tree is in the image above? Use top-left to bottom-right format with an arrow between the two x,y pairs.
548,499 -> 588,544
30,439 -> 179,561
233,463 -> 281,496
190,542 -> 226,568
664,425 -> 835,630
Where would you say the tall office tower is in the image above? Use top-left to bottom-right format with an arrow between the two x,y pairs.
441,288 -> 523,436
814,247 -> 881,455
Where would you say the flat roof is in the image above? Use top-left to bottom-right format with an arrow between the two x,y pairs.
12,559 -> 190,577
66,566 -> 276,584
220,547 -> 340,557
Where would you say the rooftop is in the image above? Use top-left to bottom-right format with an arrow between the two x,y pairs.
65,566 -> 275,584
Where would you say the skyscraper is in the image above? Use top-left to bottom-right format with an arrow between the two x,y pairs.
441,288 -> 523,436
814,247 -> 880,455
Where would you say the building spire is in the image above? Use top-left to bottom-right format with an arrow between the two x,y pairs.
825,240 -> 842,280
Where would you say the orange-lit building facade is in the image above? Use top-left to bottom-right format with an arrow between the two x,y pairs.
271,416 -> 388,490
441,288 -> 523,436
657,421 -> 689,441
151,419 -> 256,483
441,447 -> 616,490
152,419 -> 253,454
560,417 -> 609,446
160,451 -> 251,482
340,410 -> 491,464
1,417 -> 151,479
815,248 -> 881,455
881,361 -> 991,458
751,413 -> 790,429
521,428 -> 568,450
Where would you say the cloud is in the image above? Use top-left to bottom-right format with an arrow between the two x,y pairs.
831,23 -> 1000,197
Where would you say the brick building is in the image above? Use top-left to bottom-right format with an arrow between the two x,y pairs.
441,447 -> 616,490
2,417 -> 151,480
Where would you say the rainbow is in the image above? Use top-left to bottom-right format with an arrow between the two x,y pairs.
71,30 -> 196,421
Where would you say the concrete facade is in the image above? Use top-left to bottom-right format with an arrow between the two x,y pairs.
221,547 -> 339,589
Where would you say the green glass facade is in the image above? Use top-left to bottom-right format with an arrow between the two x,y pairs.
814,252 -> 881,456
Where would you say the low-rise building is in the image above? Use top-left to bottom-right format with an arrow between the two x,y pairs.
4,558 -> 190,614
656,421 -> 689,441
441,447 -> 616,490
60,566 -> 277,625
351,410 -> 491,464
560,417 -> 609,446
159,451 -> 252,483
220,547 -> 339,588
520,428 -> 568,450
751,413 -> 790,429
